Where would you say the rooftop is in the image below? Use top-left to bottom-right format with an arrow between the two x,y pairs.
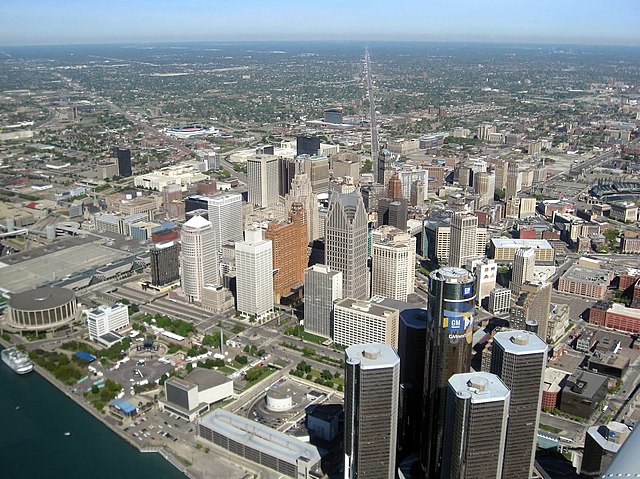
8,286 -> 75,311
200,409 -> 321,465
448,372 -> 510,403
493,330 -> 548,355
491,238 -> 553,249
543,368 -> 570,394
335,298 -> 399,319
183,215 -> 212,229
561,264 -> 611,285
345,343 -> 399,370
186,368 -> 232,390
564,369 -> 608,398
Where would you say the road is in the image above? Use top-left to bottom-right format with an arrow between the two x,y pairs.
364,48 -> 379,167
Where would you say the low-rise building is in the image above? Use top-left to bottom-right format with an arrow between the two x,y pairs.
159,368 -> 234,421
134,164 -> 209,191
589,302 -> 640,334
558,265 -> 613,299
610,202 -> 638,223
559,370 -> 608,418
489,238 -> 555,264
197,409 -> 321,478
541,368 -> 569,411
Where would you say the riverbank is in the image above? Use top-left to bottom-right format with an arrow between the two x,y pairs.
0,338 -> 193,478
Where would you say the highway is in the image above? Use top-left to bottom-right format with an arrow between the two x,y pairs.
364,48 -> 379,168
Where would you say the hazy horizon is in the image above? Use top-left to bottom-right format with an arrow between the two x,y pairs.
0,0 -> 637,48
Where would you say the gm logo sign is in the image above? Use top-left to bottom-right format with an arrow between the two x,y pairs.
449,318 -> 464,332
462,285 -> 472,296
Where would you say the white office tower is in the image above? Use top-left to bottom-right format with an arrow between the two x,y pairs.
303,264 -> 343,339
371,226 -> 416,301
325,188 -> 369,300
491,331 -> 547,479
284,173 -> 320,241
247,156 -> 279,208
441,372 -> 510,479
87,303 -> 130,341
510,247 -> 536,295
235,227 -> 274,322
345,344 -> 400,479
180,215 -> 219,303
208,193 -> 244,249
449,212 -> 479,268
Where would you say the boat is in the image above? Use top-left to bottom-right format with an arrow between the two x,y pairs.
1,347 -> 34,374
64,432 -> 71,436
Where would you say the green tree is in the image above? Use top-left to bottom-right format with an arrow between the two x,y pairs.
235,355 -> 248,365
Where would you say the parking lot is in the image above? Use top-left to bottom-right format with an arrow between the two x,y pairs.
102,357 -> 174,399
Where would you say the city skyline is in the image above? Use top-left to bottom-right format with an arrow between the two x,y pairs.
0,0 -> 637,47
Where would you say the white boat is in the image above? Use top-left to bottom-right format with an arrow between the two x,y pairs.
1,347 -> 34,374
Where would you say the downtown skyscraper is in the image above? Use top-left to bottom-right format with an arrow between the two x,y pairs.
324,188 -> 369,300
449,212 -> 480,268
180,215 -> 218,303
421,266 -> 475,478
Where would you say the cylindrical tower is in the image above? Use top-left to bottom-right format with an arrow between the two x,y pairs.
421,266 -> 476,478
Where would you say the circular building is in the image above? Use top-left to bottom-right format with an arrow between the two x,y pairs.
265,389 -> 293,412
8,287 -> 78,331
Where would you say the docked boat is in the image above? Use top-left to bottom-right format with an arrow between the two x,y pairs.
1,347 -> 34,374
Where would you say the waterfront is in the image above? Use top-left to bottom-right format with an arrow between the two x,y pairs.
0,359 -> 185,479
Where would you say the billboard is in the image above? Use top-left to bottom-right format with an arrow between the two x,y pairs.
442,310 -> 473,344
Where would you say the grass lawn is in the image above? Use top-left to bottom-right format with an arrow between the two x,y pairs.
538,423 -> 563,434
302,332 -> 328,344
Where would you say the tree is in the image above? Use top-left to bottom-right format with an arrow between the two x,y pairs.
302,346 -> 315,358
203,332 -> 221,348
245,366 -> 266,382
321,369 -> 333,381
235,355 -> 248,365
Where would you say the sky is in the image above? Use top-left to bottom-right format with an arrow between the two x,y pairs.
0,0 -> 637,47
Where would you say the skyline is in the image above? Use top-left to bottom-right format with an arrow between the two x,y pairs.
0,0 -> 638,47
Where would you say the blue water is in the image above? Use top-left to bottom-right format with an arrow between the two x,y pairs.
0,359 -> 184,479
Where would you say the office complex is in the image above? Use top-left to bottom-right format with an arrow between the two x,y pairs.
278,157 -> 302,197
113,146 -> 132,177
247,156 -> 279,208
264,203 -> 308,302
149,241 -> 180,287
441,372 -> 510,479
235,227 -> 274,321
87,303 -> 130,341
387,172 -> 402,199
375,148 -> 392,186
421,267 -> 476,478
325,188 -> 369,300
303,264 -> 342,338
510,247 -> 536,295
371,226 -> 416,301
581,421 -> 632,477
490,331 -> 547,479
489,238 -> 555,264
296,134 -> 321,156
333,298 -> 399,348
474,171 -> 495,208
510,281 -> 552,341
506,169 -> 523,199
377,198 -> 408,230
345,343 -> 400,479
449,212 -> 482,268
180,215 -> 218,303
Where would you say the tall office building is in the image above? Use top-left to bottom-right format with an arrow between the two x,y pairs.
345,343 -> 400,479
303,264 -> 342,338
377,198 -> 408,231
180,215 -> 218,303
510,247 -> 536,295
421,267 -> 475,478
150,241 -> 180,287
506,170 -> 523,199
325,188 -> 369,300
284,173 -> 319,242
410,180 -> 425,207
333,298 -> 399,348
247,156 -> 279,208
235,227 -> 274,321
441,372 -> 510,479
474,171 -> 495,208
207,193 -> 244,248
510,281 -> 552,341
113,147 -> 132,177
162,184 -> 183,219
278,157 -> 302,197
264,203 -> 308,302
449,212 -> 479,268
371,226 -> 416,301
387,173 -> 402,199
87,303 -> 130,341
303,156 -> 330,194
491,331 -> 547,479
296,134 -> 321,156
375,148 -> 392,186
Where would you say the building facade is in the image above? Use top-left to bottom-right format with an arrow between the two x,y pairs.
333,298 -> 399,348
449,212 -> 480,268
235,227 -> 274,321
180,215 -> 218,303
303,264 -> 343,338
247,156 -> 279,208
371,226 -> 416,301
87,303 -> 130,341
150,241 -> 180,287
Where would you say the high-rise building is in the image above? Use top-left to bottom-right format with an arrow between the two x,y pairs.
371,226 -> 416,301
278,157 -> 302,197
441,372 -> 510,479
180,216 -> 218,303
421,267 -> 475,478
510,281 -> 552,341
474,171 -> 495,208
449,212 -> 480,268
377,198 -> 408,230
333,298 -> 399,348
303,156 -> 330,194
491,331 -> 547,479
470,257 -> 498,305
296,134 -> 321,156
375,148 -> 392,186
113,147 -> 132,177
247,156 -> 279,208
207,193 -> 244,248
284,173 -> 319,242
387,173 -> 402,199
235,227 -> 274,321
325,188 -> 369,300
303,264 -> 342,338
410,180 -> 425,206
581,421 -> 632,477
87,303 -> 130,341
510,247 -> 536,295
150,241 -> 180,287
489,287 -> 512,315
518,197 -> 537,219
162,184 -> 183,219
264,203 -> 308,302
345,343 -> 400,479
506,170 -> 523,200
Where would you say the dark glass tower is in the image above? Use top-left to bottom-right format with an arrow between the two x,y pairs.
421,266 -> 475,478
113,147 -> 132,177
150,241 -> 180,287
296,134 -> 320,156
